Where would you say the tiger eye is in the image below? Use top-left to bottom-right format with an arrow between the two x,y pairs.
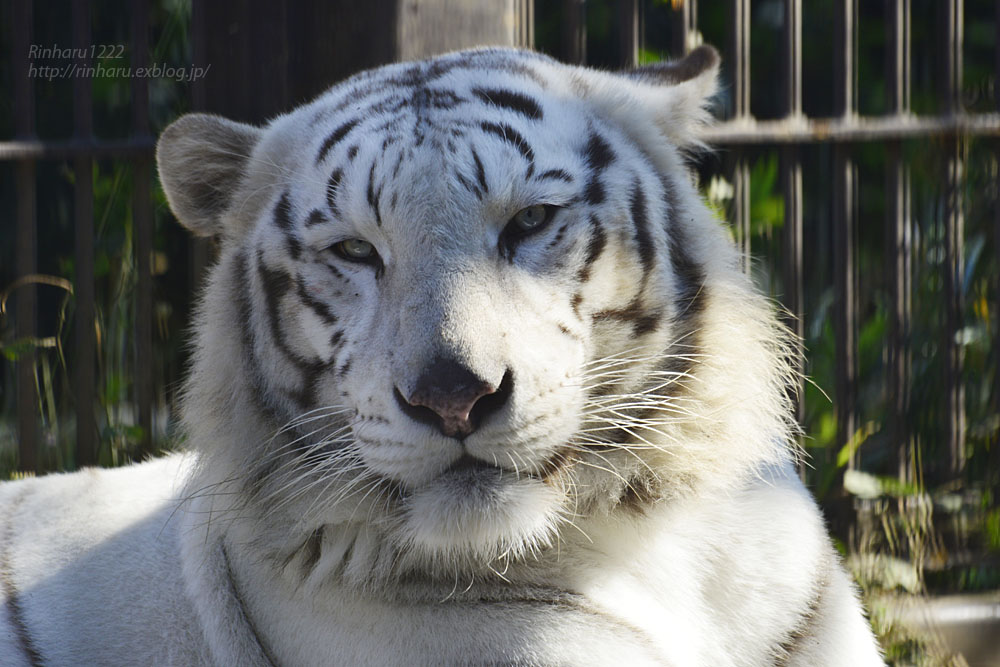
335,238 -> 375,260
511,205 -> 548,231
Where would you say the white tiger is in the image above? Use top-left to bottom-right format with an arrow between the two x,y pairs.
0,46 -> 883,666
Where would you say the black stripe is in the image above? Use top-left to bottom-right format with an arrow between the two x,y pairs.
584,177 -> 605,205
629,180 -> 655,275
273,192 -> 301,260
774,552 -> 831,665
582,132 -> 614,206
296,276 -> 338,326
2,491 -> 45,667
306,209 -> 329,227
323,261 -> 344,280
592,297 -> 663,337
658,175 -> 707,392
583,132 -> 615,171
546,223 -> 569,250
367,162 -> 383,226
663,178 -> 706,323
577,215 -> 607,282
480,121 -> 535,177
472,148 -> 489,194
300,527 -> 324,575
256,249 -> 313,373
471,87 -> 543,120
220,543 -> 281,667
235,251 -> 280,423
274,191 -> 293,231
316,118 -> 360,164
326,168 -> 344,216
455,172 -> 479,198
537,168 -> 573,182
347,145 -> 359,161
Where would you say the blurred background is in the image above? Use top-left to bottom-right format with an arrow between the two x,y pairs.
0,1 -> 998,663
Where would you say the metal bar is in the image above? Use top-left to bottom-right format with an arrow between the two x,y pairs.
833,0 -> 857,467
942,0 -> 965,478
618,0 -> 638,67
190,0 -> 211,291
73,0 -> 97,468
887,0 -> 912,482
561,0 -> 586,65
0,138 -> 154,160
7,115 -> 998,158
887,142 -> 911,481
782,0 -> 801,118
672,0 -> 696,58
730,0 -> 749,120
13,0 -> 37,473
699,113 -> 1000,144
729,0 -> 750,272
888,0 -> 911,117
132,0 -> 153,461
832,145 -> 857,466
994,0 -> 1000,465
519,0 -> 535,49
780,0 -> 804,428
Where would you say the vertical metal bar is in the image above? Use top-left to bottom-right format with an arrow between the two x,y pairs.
729,0 -> 750,272
13,0 -> 38,473
517,0 -> 534,48
132,0 -> 153,460
994,0 -> 1000,463
833,0 -> 857,468
672,0 -> 696,58
887,0 -> 912,482
190,0 -> 211,290
73,0 -> 97,468
781,0 -> 802,118
942,0 -> 965,478
618,0 -> 638,67
780,0 -> 804,428
561,0 -> 586,65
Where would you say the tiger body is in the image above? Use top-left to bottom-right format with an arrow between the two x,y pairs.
1,47 -> 882,666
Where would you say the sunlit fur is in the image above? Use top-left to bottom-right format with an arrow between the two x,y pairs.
0,47 -> 883,666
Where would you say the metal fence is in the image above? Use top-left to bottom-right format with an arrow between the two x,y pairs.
4,0 -> 1000,481
6,0 -> 155,469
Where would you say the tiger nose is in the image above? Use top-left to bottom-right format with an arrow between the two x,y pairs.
395,357 -> 512,438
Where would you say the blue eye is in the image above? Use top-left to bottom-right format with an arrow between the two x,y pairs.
335,238 -> 375,260
511,205 -> 549,231
499,204 -> 558,260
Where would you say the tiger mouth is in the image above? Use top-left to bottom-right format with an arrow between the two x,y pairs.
444,453 -> 504,476
441,447 -> 575,483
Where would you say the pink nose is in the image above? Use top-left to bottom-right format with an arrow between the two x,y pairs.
396,358 -> 511,438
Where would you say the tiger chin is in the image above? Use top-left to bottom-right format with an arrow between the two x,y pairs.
0,46 -> 885,666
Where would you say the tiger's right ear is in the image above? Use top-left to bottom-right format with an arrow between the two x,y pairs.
156,113 -> 262,237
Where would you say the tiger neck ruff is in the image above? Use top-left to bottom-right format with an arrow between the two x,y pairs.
0,47 -> 883,666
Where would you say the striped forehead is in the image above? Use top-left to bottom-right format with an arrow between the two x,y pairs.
309,54 -> 553,169
288,54 -> 588,232
263,49 -> 650,251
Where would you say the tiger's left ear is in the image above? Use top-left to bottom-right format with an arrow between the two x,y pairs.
581,45 -> 720,149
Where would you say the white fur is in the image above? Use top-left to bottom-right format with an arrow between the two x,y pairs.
1,47 -> 883,665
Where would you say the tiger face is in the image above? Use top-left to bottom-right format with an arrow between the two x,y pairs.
159,46 -> 792,581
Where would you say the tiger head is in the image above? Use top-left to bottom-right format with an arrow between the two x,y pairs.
157,46 -> 795,586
